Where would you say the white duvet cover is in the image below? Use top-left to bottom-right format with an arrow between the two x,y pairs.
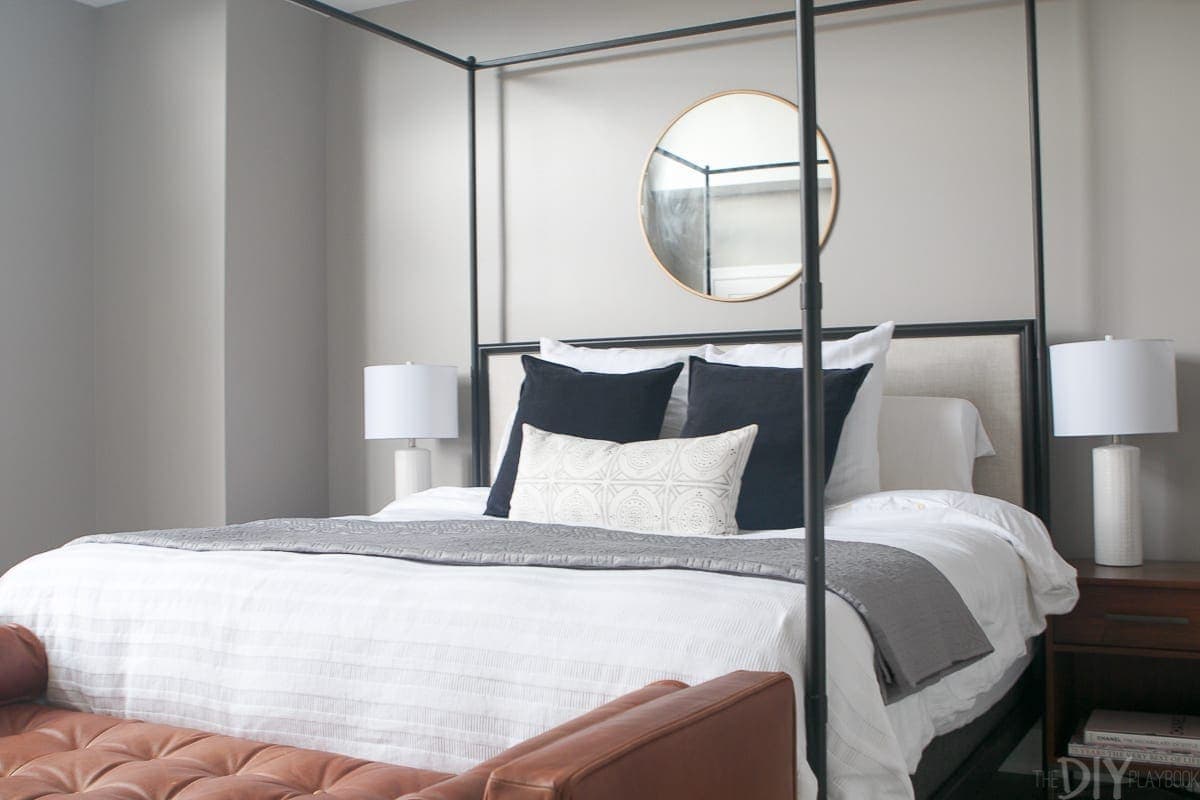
0,488 -> 1076,800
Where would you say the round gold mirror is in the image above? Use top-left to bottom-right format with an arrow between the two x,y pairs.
639,90 -> 839,302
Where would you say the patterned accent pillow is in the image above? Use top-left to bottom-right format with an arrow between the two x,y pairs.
508,424 -> 757,537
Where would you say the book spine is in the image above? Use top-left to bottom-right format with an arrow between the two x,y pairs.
1085,730 -> 1200,755
1069,741 -> 1200,767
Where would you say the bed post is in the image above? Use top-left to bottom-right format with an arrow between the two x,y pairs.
1023,0 -> 1054,786
795,0 -> 827,797
1023,0 -> 1051,524
467,58 -> 484,488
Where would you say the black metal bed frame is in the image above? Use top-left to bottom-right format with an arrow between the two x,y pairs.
283,2 -> 1052,796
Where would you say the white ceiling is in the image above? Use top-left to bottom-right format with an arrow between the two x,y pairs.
74,1 -> 400,9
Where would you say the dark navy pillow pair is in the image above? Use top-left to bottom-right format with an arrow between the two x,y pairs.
484,353 -> 871,531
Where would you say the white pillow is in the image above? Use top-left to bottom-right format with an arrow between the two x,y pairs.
508,423 -> 757,536
706,321 -> 895,504
877,396 -> 995,493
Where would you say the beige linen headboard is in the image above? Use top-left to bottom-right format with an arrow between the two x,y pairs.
475,321 -> 1042,512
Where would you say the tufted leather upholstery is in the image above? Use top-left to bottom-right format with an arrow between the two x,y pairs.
0,703 -> 454,800
0,625 -> 795,800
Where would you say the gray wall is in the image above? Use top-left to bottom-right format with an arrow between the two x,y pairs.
326,0 -> 1199,559
225,0 -> 329,523
93,0 -> 330,534
1,0 -> 1194,565
326,18 -> 473,514
93,0 -> 229,533
322,0 -> 1061,509
0,0 -> 331,566
1067,0 -> 1200,562
0,0 -> 96,572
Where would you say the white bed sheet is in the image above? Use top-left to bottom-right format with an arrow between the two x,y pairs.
0,488 -> 1076,800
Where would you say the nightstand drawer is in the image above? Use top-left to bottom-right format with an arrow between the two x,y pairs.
1055,585 -> 1200,651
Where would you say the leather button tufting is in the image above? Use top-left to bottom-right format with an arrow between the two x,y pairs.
0,704 -> 453,799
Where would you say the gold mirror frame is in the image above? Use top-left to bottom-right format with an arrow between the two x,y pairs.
638,90 -> 840,303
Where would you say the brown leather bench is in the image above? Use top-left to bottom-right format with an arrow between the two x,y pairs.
0,623 -> 795,800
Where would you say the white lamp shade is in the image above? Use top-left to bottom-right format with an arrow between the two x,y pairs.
364,364 -> 459,440
1050,338 -> 1178,437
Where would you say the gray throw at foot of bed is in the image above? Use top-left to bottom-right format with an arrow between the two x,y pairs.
74,517 -> 993,703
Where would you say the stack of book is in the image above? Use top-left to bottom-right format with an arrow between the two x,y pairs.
1070,710 -> 1200,767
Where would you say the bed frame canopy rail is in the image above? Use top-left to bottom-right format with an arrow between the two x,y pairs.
282,1 -> 1053,797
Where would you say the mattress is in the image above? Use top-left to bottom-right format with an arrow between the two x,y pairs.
0,487 -> 1077,800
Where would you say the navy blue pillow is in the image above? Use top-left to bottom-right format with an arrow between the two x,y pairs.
484,355 -> 683,518
681,357 -> 871,530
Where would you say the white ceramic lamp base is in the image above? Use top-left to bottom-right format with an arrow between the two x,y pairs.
394,445 -> 432,502
1093,443 -> 1143,567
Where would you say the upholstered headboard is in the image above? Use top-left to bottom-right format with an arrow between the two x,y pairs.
476,320 -> 1042,513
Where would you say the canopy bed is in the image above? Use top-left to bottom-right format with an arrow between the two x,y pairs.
284,0 -> 1053,796
0,2 -> 1063,799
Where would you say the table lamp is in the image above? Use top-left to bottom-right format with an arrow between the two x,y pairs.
364,363 -> 459,502
1050,336 -> 1178,566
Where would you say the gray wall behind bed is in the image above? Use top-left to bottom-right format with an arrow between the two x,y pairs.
325,0 -> 1200,561
0,0 -> 95,571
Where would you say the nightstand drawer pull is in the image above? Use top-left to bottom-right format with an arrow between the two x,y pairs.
1104,613 -> 1190,626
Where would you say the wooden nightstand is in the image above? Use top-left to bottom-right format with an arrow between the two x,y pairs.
1046,559 -> 1200,775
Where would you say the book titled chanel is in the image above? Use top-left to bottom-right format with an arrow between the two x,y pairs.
1085,709 -> 1200,755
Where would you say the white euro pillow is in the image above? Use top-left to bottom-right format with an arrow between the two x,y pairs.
705,321 -> 895,505
508,423 -> 758,536
877,396 -> 995,493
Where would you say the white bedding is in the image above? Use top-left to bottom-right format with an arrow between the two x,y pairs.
0,488 -> 1076,800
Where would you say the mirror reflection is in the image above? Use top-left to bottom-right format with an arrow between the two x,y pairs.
640,91 -> 839,302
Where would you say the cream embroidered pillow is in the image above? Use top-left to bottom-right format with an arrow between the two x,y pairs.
508,423 -> 757,536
